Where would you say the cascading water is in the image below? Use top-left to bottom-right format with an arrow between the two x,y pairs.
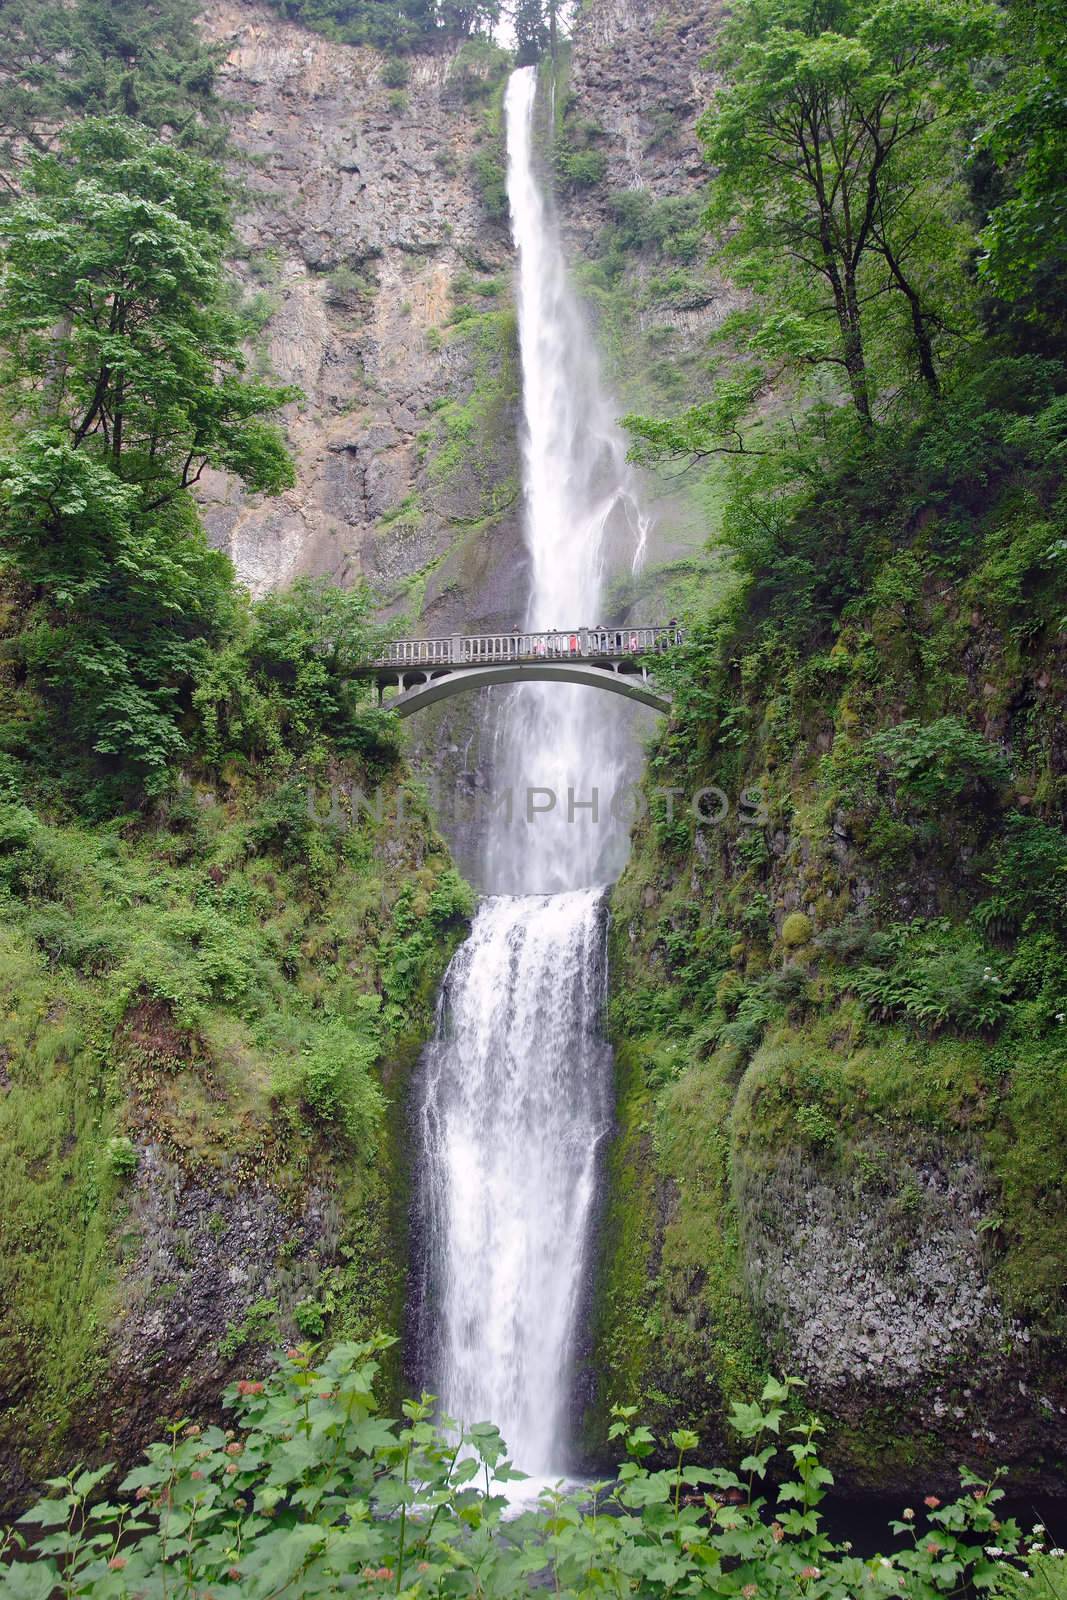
486,65 -> 651,898
413,65 -> 652,1481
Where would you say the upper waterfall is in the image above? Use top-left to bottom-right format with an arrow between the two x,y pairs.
483,66 -> 652,895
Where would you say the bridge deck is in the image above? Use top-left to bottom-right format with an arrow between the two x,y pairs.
352,625 -> 683,683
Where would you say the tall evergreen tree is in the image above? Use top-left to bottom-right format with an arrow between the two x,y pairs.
513,0 -> 550,64
0,0 -> 225,167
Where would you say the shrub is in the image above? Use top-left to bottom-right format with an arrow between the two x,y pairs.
293,1297 -> 327,1337
381,57 -> 408,87
815,918 -> 878,963
428,868 -> 475,928
470,149 -> 508,220
762,965 -> 809,1005
26,908 -> 125,975
717,984 -> 778,1053
103,1135 -> 138,1178
853,927 -> 1011,1033
556,148 -> 607,190
0,800 -> 35,856
0,1342 -> 1041,1598
974,813 -> 1067,937
794,1102 -> 836,1147
869,718 -> 1010,808
273,1021 -> 383,1142
326,265 -> 377,303
217,1296 -> 279,1360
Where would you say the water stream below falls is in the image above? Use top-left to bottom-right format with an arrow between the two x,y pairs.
411,64 -> 653,1481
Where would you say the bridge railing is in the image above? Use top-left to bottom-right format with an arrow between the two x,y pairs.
368,625 -> 684,670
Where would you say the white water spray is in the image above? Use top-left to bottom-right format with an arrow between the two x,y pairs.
414,66 -> 652,1480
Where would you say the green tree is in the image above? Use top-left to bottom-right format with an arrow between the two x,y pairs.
0,119 -> 293,496
264,0 -> 499,49
0,119 -> 295,797
509,0 -> 557,63
697,0 -> 1000,424
0,0 -> 224,167
977,0 -> 1067,311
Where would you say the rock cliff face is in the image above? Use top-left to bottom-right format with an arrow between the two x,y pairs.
198,1 -> 524,632
562,0 -> 716,231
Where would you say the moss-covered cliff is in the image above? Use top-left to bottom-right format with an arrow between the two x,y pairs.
0,759 -> 470,1516
587,383 -> 1067,1493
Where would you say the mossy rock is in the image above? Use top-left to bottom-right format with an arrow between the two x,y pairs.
781,912 -> 813,948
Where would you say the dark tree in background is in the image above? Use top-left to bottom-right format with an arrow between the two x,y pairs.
0,0 -> 225,167
512,0 -> 566,62
513,0 -> 550,64
264,0 -> 501,49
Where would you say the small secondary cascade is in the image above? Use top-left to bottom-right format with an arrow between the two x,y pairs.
414,65 -> 651,1480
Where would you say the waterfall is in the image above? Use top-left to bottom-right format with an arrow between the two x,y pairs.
486,65 -> 650,897
413,65 -> 651,1481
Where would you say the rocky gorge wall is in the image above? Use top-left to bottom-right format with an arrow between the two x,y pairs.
197,1 -> 524,629
589,534 -> 1067,1493
198,0 -> 727,614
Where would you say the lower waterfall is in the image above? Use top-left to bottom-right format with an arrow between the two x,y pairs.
415,892 -> 612,1474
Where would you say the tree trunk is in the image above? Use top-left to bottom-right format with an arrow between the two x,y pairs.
880,242 -> 940,396
842,264 -> 872,425
42,313 -> 72,419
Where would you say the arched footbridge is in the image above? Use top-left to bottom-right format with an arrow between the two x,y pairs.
351,626 -> 683,718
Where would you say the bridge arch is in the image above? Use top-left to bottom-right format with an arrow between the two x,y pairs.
381,662 -> 671,719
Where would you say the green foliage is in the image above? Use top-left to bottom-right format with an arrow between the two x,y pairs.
293,1297 -> 329,1337
0,0 -> 225,165
513,0 -> 563,65
602,0 -> 1067,1492
273,1018 -> 385,1143
0,1339 -> 1047,1599
261,0 -> 501,50
470,147 -> 509,221
793,1101 -> 836,1148
427,868 -> 475,925
380,56 -> 409,87
554,146 -> 607,191
852,922 -> 1010,1033
781,911 -> 812,947
102,1134 -> 138,1178
869,718 -> 1010,808
0,775 -> 470,1486
0,119 -> 296,797
975,814 -> 1067,937
604,190 -> 705,261
698,0 -> 998,421
0,119 -> 295,492
977,0 -> 1067,313
218,1297 -> 280,1361
552,97 -> 608,195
